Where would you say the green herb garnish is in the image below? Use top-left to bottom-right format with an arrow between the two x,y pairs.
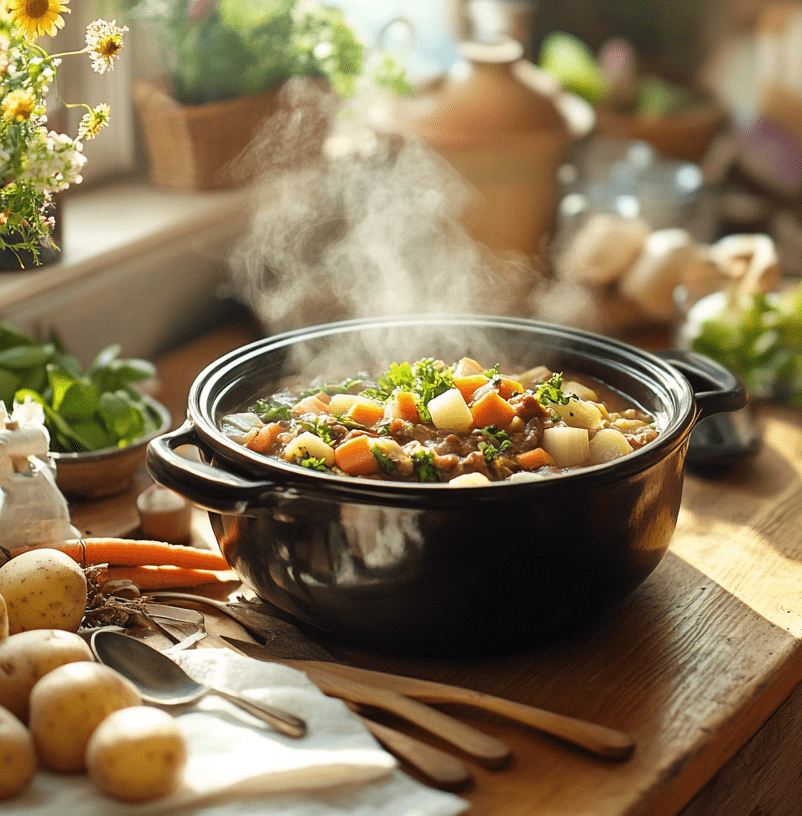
372,445 -> 396,474
299,418 -> 335,445
299,455 -> 330,472
535,372 -> 570,407
411,449 -> 442,482
479,426 -> 512,461
251,395 -> 293,422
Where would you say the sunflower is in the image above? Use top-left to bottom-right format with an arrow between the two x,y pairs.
6,0 -> 70,41
2,89 -> 36,121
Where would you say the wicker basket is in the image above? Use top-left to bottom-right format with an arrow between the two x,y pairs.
133,79 -> 282,191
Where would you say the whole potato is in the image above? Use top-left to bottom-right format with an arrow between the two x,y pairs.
86,706 -> 187,802
0,549 -> 87,635
0,629 -> 93,722
0,592 -> 8,640
0,705 -> 36,800
29,662 -> 142,772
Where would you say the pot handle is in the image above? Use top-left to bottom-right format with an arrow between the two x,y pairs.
655,350 -> 748,421
146,420 -> 278,514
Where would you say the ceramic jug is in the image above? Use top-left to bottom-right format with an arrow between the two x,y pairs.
386,37 -> 578,257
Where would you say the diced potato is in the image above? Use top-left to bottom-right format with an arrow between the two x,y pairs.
428,388 -> 474,433
283,431 -> 336,466
453,357 -> 485,377
614,417 -> 649,433
551,398 -> 603,430
291,395 -> 332,416
372,437 -> 414,478
589,428 -> 634,464
328,393 -> 362,414
562,380 -> 599,401
542,426 -> 590,468
448,472 -> 492,487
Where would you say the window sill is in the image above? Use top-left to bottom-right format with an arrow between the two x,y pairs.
0,176 -> 251,362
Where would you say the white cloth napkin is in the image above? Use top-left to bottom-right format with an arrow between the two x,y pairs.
6,649 -> 469,816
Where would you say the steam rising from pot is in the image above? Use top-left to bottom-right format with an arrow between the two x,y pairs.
228,80 -> 575,331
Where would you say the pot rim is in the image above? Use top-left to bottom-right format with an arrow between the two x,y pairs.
181,314 -> 700,498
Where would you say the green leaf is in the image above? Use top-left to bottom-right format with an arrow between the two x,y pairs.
0,368 -> 23,408
0,343 -> 54,369
98,390 -> 147,446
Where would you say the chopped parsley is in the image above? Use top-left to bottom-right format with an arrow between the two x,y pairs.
299,418 -> 335,445
299,456 -> 330,472
299,376 -> 367,399
411,449 -> 441,482
361,357 -> 454,423
535,372 -> 570,407
251,395 -> 293,422
479,426 -> 512,461
372,445 -> 396,474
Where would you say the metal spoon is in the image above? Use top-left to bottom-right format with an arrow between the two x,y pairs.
90,629 -> 306,738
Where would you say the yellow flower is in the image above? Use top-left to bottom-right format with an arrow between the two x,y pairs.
2,89 -> 36,121
85,19 -> 127,74
77,103 -> 109,140
6,0 -> 70,41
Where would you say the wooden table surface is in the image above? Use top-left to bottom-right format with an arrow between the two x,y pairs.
69,324 -> 802,816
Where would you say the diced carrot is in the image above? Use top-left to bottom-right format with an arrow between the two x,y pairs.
453,374 -> 490,402
395,391 -> 421,423
388,418 -> 409,435
291,395 -> 333,416
470,390 -> 516,430
346,399 -> 386,427
334,434 -> 379,475
247,421 -> 282,454
498,377 -> 525,399
517,447 -> 555,471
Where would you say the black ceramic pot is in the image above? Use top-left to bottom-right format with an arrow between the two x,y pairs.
146,315 -> 747,655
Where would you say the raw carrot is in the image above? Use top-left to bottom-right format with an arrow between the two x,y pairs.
247,421 -> 282,454
517,447 -> 555,471
395,391 -> 421,423
453,374 -> 489,402
334,434 -> 379,475
345,399 -> 386,427
7,539 -> 230,571
470,390 -> 516,430
98,565 -> 238,591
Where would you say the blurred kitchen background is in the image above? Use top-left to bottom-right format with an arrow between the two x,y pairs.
2,0 -> 801,402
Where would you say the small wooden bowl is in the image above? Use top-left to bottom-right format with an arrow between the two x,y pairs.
594,100 -> 727,162
52,399 -> 171,500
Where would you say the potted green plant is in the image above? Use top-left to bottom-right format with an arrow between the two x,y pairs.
118,0 -> 410,191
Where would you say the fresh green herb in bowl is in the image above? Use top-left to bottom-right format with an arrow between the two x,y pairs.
686,280 -> 802,405
0,322 -> 163,453
0,322 -> 170,497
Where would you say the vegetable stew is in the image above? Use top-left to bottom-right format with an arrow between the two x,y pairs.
221,356 -> 658,485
